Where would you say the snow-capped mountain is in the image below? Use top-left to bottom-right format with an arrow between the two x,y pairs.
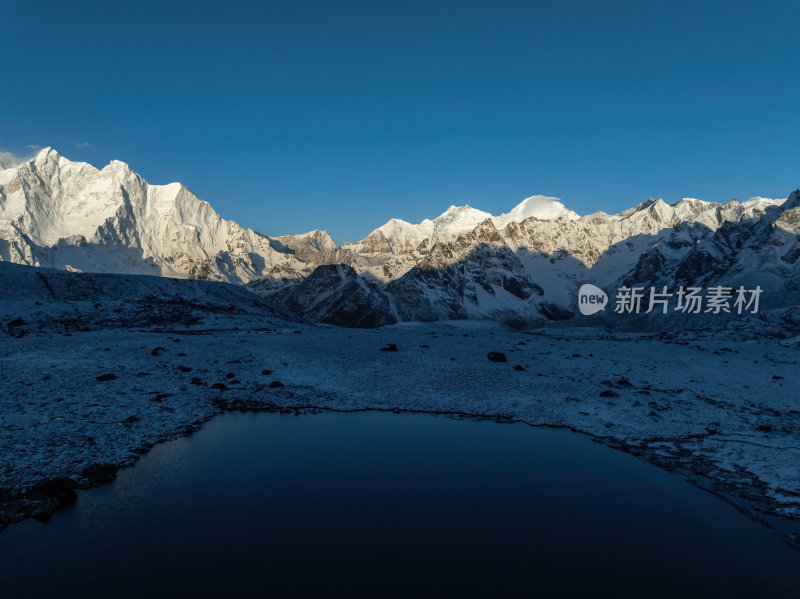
0,148 -> 304,283
270,263 -> 397,327
494,194 -> 580,226
342,196 -> 577,260
261,192 -> 800,327
2,148 -> 798,328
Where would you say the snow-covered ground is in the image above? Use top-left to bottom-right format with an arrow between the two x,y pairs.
1,312 -> 799,546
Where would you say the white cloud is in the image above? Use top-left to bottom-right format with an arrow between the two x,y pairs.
0,145 -> 46,170
72,140 -> 91,148
0,150 -> 23,170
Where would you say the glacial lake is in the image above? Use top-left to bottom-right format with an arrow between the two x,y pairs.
0,411 -> 797,598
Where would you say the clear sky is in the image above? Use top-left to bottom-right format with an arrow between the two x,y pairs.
2,0 -> 799,242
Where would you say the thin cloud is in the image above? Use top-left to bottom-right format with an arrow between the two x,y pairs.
73,140 -> 91,148
0,145 -> 47,169
0,150 -> 23,169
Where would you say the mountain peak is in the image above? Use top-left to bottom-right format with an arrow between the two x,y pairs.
782,189 -> 800,211
495,195 -> 579,226
35,147 -> 60,161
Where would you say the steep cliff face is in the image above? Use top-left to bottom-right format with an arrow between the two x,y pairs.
0,148 -> 304,283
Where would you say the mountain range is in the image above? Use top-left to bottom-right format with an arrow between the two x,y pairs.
2,148 -> 799,328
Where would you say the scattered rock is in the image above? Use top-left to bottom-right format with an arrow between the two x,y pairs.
599,389 -> 618,398
152,393 -> 170,402
487,352 -> 507,363
261,369 -> 273,376
30,477 -> 79,511
31,477 -> 78,498
190,377 -> 206,386
225,372 -> 236,379
96,373 -> 116,381
32,498 -> 59,521
177,352 -> 188,357
380,344 -> 398,352
82,463 -> 118,485
268,381 -> 285,388
513,365 -> 526,371
122,415 -> 139,424
178,366 -> 192,373
210,383 -> 229,391
150,347 -> 166,356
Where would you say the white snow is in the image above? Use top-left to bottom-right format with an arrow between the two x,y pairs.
1,307 -> 798,535
494,195 -> 580,226
364,196 -> 579,254
0,148 -> 305,283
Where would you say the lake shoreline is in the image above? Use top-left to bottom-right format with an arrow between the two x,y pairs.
2,322 -> 799,551
3,394 -> 800,551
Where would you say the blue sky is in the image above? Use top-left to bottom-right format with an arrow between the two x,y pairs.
2,0 -> 799,242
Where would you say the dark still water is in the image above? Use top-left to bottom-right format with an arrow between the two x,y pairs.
1,412 -> 797,598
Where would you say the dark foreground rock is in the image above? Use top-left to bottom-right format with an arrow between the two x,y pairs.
30,477 -> 79,501
487,352 -> 507,362
82,464 -> 119,485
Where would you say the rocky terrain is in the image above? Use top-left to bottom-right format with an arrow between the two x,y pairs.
0,278 -> 798,549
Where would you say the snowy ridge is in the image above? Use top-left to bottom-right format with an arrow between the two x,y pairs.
1,148 -> 798,328
0,148 -> 306,284
494,194 -> 580,226
346,195 -> 578,258
265,191 -> 800,327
